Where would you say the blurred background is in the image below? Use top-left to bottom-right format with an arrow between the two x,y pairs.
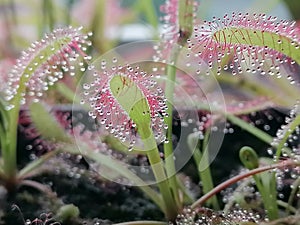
0,0 -> 299,59
0,0 -> 300,108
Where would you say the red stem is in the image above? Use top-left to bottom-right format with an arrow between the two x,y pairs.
191,159 -> 299,209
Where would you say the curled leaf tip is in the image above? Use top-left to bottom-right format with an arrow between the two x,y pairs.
5,27 -> 92,108
190,13 -> 300,76
239,146 -> 259,170
82,65 -> 168,148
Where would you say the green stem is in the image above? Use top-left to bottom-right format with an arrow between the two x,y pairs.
160,0 -> 196,211
0,102 -> 8,173
163,61 -> 181,208
267,172 -> 279,220
191,105 -> 274,146
239,147 -> 278,220
202,132 -> 219,209
189,132 -> 220,210
162,0 -> 196,207
226,112 -> 292,159
253,171 -> 278,220
3,102 -> 20,181
144,135 -> 178,221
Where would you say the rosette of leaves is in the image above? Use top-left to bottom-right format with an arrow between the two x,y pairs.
0,26 -> 91,191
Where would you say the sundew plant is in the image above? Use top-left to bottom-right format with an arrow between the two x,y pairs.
0,0 -> 299,224
71,0 -> 300,224
0,27 -> 91,191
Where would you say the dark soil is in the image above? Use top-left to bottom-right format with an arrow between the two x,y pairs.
1,154 -> 164,225
1,107 -> 295,224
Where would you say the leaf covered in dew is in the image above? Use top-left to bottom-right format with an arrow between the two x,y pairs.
189,13 -> 300,76
5,27 -> 92,109
82,64 -> 168,148
109,75 -> 152,139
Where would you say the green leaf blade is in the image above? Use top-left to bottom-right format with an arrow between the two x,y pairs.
29,102 -> 72,143
213,27 -> 300,65
109,75 -> 152,139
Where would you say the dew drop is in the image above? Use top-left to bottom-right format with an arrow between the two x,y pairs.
267,148 -> 273,155
26,145 -> 33,151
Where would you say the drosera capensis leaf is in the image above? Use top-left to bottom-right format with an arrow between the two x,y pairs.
2,27 -> 91,178
109,74 -> 168,152
191,13 -> 300,76
213,27 -> 300,65
109,74 -> 153,142
108,74 -> 178,219
109,75 -> 151,124
6,26 -> 91,107
85,65 -> 167,148
81,65 -> 179,218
